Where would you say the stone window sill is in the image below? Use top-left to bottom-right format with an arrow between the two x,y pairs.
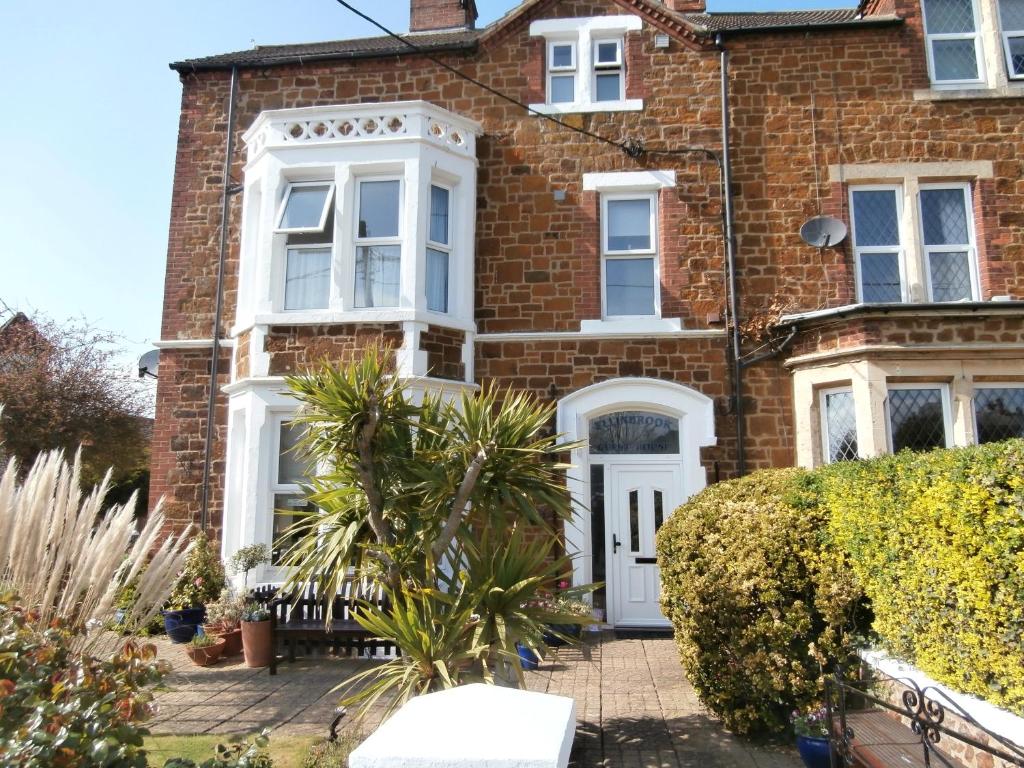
529,99 -> 643,115
913,84 -> 1024,101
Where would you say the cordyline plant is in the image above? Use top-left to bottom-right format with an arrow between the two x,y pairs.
0,428 -> 192,642
277,348 -> 596,718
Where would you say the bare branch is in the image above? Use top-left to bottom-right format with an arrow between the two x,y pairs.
431,443 -> 491,561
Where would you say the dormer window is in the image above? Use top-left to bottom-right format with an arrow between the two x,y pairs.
548,42 -> 577,104
593,39 -> 624,102
530,16 -> 643,114
277,182 -> 336,310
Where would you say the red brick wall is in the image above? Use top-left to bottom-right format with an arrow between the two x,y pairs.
410,0 -> 477,32
154,0 -> 1024,534
420,326 -> 466,381
265,324 -> 403,375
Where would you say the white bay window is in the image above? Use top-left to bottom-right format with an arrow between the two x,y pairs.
354,179 -> 402,309
426,184 -> 452,314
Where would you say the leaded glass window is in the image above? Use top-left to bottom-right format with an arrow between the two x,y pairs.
851,188 -> 904,303
887,387 -> 950,453
822,389 -> 859,463
920,186 -> 976,302
922,0 -> 984,84
974,387 -> 1024,443
999,0 -> 1024,78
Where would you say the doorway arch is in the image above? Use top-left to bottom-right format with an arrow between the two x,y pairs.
557,378 -> 716,627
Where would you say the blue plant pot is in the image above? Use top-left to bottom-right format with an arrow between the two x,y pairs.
543,623 -> 582,647
516,643 -> 539,671
162,607 -> 206,644
796,735 -> 831,768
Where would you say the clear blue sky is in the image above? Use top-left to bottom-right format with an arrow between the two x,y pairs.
0,0 -> 850,368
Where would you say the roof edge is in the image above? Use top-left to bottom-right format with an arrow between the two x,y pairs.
779,301 -> 1024,327
707,14 -> 901,35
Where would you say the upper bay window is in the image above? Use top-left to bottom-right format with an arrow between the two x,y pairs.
849,182 -> 978,304
602,194 -> 658,318
922,0 -> 1024,87
530,16 -> 643,114
237,102 -> 479,330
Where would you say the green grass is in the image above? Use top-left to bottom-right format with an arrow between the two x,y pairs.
144,733 -> 317,768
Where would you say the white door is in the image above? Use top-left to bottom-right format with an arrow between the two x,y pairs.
608,463 -> 681,627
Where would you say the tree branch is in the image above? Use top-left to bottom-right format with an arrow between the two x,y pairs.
431,443 -> 490,561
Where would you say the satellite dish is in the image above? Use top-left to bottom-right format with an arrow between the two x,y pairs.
800,216 -> 848,248
138,349 -> 160,379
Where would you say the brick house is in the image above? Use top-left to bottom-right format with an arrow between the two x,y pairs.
155,0 -> 1024,628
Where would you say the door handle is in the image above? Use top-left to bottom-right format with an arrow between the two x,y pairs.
612,534 -> 622,553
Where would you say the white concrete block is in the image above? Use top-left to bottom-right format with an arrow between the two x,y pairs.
349,683 -> 576,768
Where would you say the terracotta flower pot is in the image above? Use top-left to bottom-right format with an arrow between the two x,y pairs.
204,624 -> 243,656
184,637 -> 225,667
241,619 -> 273,668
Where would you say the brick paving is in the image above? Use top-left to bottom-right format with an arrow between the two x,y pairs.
149,632 -> 800,767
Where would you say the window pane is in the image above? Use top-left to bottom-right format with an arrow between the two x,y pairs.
628,489 -> 640,553
974,388 -> 1024,443
355,245 -> 401,307
272,493 -> 312,565
589,411 -> 680,454
653,490 -> 665,533
924,0 -> 976,32
277,422 -> 310,484
284,247 -> 331,310
932,38 -> 981,80
824,391 -> 859,463
429,185 -> 450,245
920,188 -> 969,245
595,73 -> 621,101
279,184 -> 331,231
607,198 -> 651,251
928,251 -> 973,301
596,41 -> 620,64
550,75 -> 575,103
589,465 -> 606,589
859,252 -> 902,303
852,189 -> 900,246
889,388 -> 947,453
426,248 -> 449,313
606,258 -> 655,316
358,180 -> 400,238
551,44 -> 574,68
1008,36 -> 1024,75
1001,0 -> 1024,29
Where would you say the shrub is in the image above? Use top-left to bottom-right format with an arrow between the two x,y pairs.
169,532 -> 227,609
656,469 -> 867,735
0,595 -> 169,767
822,440 -> 1024,715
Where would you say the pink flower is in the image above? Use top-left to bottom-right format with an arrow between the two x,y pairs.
558,580 -> 570,590
194,577 -> 204,587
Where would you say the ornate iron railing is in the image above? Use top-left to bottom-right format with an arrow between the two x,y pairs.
825,665 -> 1024,768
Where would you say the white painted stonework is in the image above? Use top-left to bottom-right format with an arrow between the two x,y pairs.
349,684 -> 576,768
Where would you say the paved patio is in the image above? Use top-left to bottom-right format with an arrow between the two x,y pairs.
149,632 -> 800,768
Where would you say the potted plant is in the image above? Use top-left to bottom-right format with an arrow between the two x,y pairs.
162,532 -> 227,643
792,705 -> 831,768
229,543 -> 271,591
240,602 -> 273,668
184,633 -> 226,667
203,588 -> 246,656
542,589 -> 592,647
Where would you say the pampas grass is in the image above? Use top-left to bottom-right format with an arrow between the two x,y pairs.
0,439 -> 192,641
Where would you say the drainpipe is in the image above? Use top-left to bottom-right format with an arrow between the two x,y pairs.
199,65 -> 239,532
716,34 -> 746,477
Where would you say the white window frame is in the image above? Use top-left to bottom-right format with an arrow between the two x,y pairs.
269,413 -> 306,566
274,181 -> 335,234
547,39 -> 577,105
921,0 -> 986,87
998,0 -> 1024,78
884,383 -> 955,452
592,37 -> 624,102
917,182 -> 980,302
426,181 -> 453,315
353,175 -> 404,309
600,192 -> 660,319
849,184 -> 908,304
819,386 -> 859,464
972,381 -> 1024,442
283,242 -> 333,311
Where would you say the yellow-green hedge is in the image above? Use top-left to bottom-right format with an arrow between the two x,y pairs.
822,440 -> 1024,714
655,469 -> 866,735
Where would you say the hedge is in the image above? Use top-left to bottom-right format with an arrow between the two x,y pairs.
822,440 -> 1024,715
657,440 -> 1024,735
655,469 -> 866,735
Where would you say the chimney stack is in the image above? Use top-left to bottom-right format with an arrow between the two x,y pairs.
665,0 -> 706,12
410,0 -> 478,32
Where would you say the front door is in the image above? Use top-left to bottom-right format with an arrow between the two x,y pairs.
607,463 -> 681,627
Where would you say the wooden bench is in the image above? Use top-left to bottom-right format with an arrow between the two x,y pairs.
252,581 -> 396,675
